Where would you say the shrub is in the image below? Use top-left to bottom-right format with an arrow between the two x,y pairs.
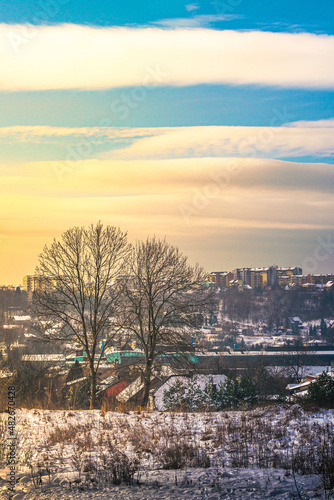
306,372 -> 334,407
162,377 -> 211,411
162,375 -> 258,411
212,375 -> 258,410
102,447 -> 139,485
157,440 -> 210,469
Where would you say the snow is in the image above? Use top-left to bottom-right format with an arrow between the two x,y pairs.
266,365 -> 332,377
4,468 -> 325,499
304,366 -> 332,377
1,406 -> 333,499
116,376 -> 143,402
66,377 -> 87,386
21,354 -> 65,362
97,375 -> 118,392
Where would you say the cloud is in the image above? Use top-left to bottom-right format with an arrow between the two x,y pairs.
0,125 -> 163,142
103,125 -> 334,160
1,157 -> 333,196
1,156 -> 334,283
286,118 -> 334,128
0,24 -> 333,90
185,3 -> 200,12
0,124 -> 333,160
151,14 -> 241,29
2,159 -> 334,232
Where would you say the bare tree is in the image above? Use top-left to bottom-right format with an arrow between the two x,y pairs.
285,346 -> 314,383
119,237 -> 213,407
32,222 -> 129,409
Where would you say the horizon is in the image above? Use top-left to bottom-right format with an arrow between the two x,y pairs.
0,1 -> 333,284
2,262 -> 334,288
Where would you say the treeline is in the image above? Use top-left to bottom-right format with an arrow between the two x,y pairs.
221,286 -> 334,326
0,288 -> 27,323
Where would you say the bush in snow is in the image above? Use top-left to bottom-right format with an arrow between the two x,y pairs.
101,441 -> 139,486
213,375 -> 259,410
306,372 -> 334,407
162,375 -> 258,411
162,377 -> 212,411
157,439 -> 210,469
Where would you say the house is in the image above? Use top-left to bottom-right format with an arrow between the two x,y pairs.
288,317 -> 303,334
286,380 -> 314,396
287,368 -> 334,397
103,380 -> 129,400
13,315 -> 31,323
115,366 -> 176,407
98,374 -> 130,402
115,375 -> 162,406
96,370 -> 131,402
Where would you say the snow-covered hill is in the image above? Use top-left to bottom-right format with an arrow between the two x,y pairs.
1,406 -> 333,499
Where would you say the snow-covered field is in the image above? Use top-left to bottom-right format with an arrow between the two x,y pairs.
1,406 -> 334,499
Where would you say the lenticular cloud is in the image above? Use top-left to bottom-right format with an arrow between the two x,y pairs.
0,24 -> 333,91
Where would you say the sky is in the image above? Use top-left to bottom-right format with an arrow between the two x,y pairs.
0,0 -> 333,284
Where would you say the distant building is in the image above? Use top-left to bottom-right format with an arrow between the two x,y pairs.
23,275 -> 41,296
309,274 -> 328,285
249,268 -> 269,288
232,268 -> 251,284
288,317 -> 303,334
208,271 -> 233,288
226,265 -> 304,288
23,275 -> 59,299
276,267 -> 302,280
290,275 -> 309,286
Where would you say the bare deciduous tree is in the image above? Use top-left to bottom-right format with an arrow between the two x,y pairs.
119,237 -> 213,407
32,222 -> 129,409
285,346 -> 314,383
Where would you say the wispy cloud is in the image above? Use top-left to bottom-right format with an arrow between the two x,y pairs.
185,3 -> 200,12
103,124 -> 334,160
2,157 -> 333,195
1,155 -> 334,282
285,118 -> 334,128
0,24 -> 333,90
0,124 -> 333,161
151,14 -> 241,29
0,125 -> 162,142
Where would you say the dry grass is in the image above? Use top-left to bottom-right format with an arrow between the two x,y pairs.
7,406 -> 334,497
47,422 -> 94,446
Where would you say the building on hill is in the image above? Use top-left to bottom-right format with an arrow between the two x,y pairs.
208,271 -> 234,288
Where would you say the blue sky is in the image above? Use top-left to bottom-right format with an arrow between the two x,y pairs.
0,0 -> 333,283
1,0 -> 333,34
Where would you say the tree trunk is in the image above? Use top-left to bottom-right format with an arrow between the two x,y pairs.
89,365 -> 97,410
141,363 -> 152,407
141,378 -> 151,407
